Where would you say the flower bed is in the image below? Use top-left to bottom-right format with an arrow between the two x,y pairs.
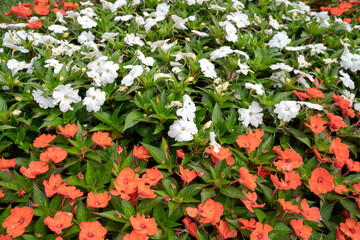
0,0 -> 360,239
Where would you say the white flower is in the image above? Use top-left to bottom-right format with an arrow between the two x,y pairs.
199,59 -> 217,79
77,16 -> 97,29
237,61 -> 253,75
221,22 -> 238,42
168,119 -> 198,142
191,30 -> 209,37
298,102 -> 323,111
226,12 -> 250,28
268,31 -> 291,49
315,12 -> 330,28
83,87 -> 106,112
269,16 -> 281,30
7,59 -> 31,75
210,46 -> 233,60
274,101 -> 300,122
136,50 -> 155,66
245,82 -> 265,95
114,15 -> 133,21
297,55 -> 311,68
101,32 -> 118,42
339,70 -> 355,89
270,63 -> 293,72
155,3 -> 170,18
171,15 -> 188,30
285,46 -> 307,51
187,16 -> 196,21
151,39 -> 174,52
354,103 -> 360,111
32,89 -> 56,109
44,59 -> 64,74
124,33 -> 144,46
48,25 -> 68,34
52,84 -> 81,112
340,52 -> 360,72
238,101 -> 263,127
176,95 -> 196,121
323,58 -> 337,65
121,65 -> 144,86
173,52 -> 196,61
209,132 -> 221,153
307,43 -> 327,56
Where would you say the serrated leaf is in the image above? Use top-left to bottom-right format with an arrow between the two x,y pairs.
123,110 -> 143,132
286,128 -> 312,148
141,143 -> 165,164
76,200 -> 88,222
33,183 -> 49,211
85,161 -> 97,186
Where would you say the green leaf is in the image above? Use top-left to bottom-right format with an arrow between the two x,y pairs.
76,200 -> 88,222
220,186 -> 246,199
96,159 -> 114,186
85,161 -> 97,187
340,198 -> 360,218
141,143 -> 165,164
33,183 -> 49,211
212,104 -> 226,134
254,208 -> 266,222
320,203 -> 335,222
0,181 -> 20,191
123,110 -> 143,132
200,189 -> 215,204
120,198 -> 135,217
34,215 -> 46,237
137,196 -> 163,215
95,210 -> 127,223
286,128 -> 312,148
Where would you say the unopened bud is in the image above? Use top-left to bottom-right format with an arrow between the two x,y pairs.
78,172 -> 84,179
197,171 -> 204,177
117,146 -> 123,154
18,188 -> 25,196
164,196 -> 171,201
31,202 -> 39,207
115,212 -> 121,218
12,109 -> 21,116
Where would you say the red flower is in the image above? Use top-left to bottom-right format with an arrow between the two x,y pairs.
40,147 -> 68,164
278,199 -> 300,214
2,206 -> 33,238
182,217 -> 197,238
205,146 -> 234,165
290,219 -> 312,240
306,87 -> 325,98
57,123 -> 79,138
133,145 -> 152,162
130,213 -> 158,236
54,8 -> 66,15
57,185 -> 83,200
236,128 -> 264,154
308,167 -> 334,195
340,218 -> 360,239
33,134 -> 56,148
293,90 -> 310,100
216,220 -> 237,239
63,2 -> 79,11
43,174 -> 65,197
327,113 -> 347,131
304,115 -> 327,134
186,199 -> 223,225
79,221 -> 107,240
20,161 -> 49,179
300,199 -> 322,222
273,146 -> 303,171
176,165 -> 197,184
92,131 -> 113,149
0,157 -> 16,171
33,3 -> 50,15
239,167 -> 257,191
5,3 -> 33,19
123,231 -> 148,240
250,222 -> 273,240
141,168 -> 163,186
26,20 -> 42,29
238,218 -> 257,230
240,191 -> 265,213
87,192 -> 111,208
44,211 -> 73,235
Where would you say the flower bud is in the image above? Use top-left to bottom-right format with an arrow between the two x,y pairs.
12,109 -> 21,116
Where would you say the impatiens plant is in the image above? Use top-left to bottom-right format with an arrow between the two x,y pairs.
0,0 -> 360,239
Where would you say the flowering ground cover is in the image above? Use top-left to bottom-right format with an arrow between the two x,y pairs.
0,0 -> 360,239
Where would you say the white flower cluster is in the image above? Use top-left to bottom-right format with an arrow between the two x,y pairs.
87,56 -> 119,87
168,95 -> 198,142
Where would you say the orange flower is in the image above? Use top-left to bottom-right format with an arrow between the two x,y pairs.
57,185 -> 83,199
0,190 -> 5,198
334,184 -> 348,194
20,161 -> 49,179
33,134 -> 56,148
239,167 -> 257,191
142,168 -> 163,186
304,116 -> 327,134
133,145 -> 152,162
330,7 -> 346,16
329,138 -> 350,163
0,157 -> 16,171
55,237 -> 64,240
314,147 -> 332,163
130,213 -> 158,236
236,129 -> 264,154
5,3 -> 33,19
123,231 -> 148,240
273,146 -> 303,171
176,149 -> 185,158
293,90 -> 310,100
63,2 -> 79,11
26,20 -> 42,29
182,217 -> 197,238
177,166 -> 197,184
2,206 -> 33,238
44,211 -> 73,235
34,0 -> 49,4
339,2 -> 353,11
92,131 -> 113,149
33,3 -> 50,15
53,8 -> 66,15
111,168 -> 138,200
271,171 -> 301,191
336,226 -> 346,240
333,94 -> 351,109
137,181 -> 157,199
186,199 -> 223,225
0,234 -> 11,240
40,147 -> 68,164
250,222 -> 273,240
43,174 -> 65,197
238,218 -> 257,230
346,159 -> 360,172
327,113 -> 347,131
278,199 -> 300,214
290,219 -> 312,240
205,146 -> 234,165
308,167 -> 334,195
306,87 -> 325,98
57,123 -> 79,138
340,218 -> 360,239
300,199 -> 322,222
79,221 -> 107,240
216,220 -> 237,239
240,191 -> 265,213
87,192 -> 111,208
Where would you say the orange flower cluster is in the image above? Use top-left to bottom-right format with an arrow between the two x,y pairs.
236,128 -> 264,154
273,146 -> 303,171
124,213 -> 158,239
2,206 -> 33,238
111,167 -> 162,202
239,219 -> 273,240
